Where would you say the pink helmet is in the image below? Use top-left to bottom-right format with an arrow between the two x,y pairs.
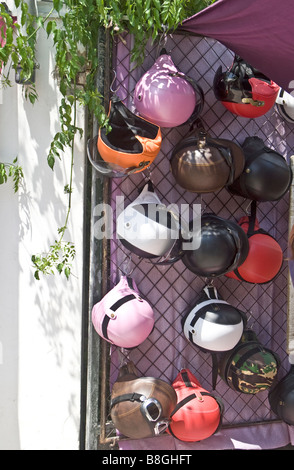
92,276 -> 154,348
134,52 -> 204,128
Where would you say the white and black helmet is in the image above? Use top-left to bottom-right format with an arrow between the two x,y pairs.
276,88 -> 294,123
182,285 -> 246,353
116,181 -> 183,263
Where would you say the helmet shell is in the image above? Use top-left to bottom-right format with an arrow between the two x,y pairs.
134,54 -> 201,128
117,182 -> 181,260
111,362 -> 177,439
170,126 -> 245,193
167,368 -> 223,442
91,276 -> 154,348
213,56 -> 280,118
268,365 -> 294,426
218,330 -> 280,394
182,213 -> 249,278
228,136 -> 292,202
226,215 -> 283,284
182,286 -> 246,353
276,88 -> 294,123
87,97 -> 162,177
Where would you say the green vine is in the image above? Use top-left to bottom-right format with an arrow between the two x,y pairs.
0,0 -> 215,280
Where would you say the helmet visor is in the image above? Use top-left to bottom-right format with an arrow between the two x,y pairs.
87,136 -> 145,178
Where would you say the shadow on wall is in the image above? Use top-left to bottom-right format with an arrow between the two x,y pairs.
0,26 -> 84,449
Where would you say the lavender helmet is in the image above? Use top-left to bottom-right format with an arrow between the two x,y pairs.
134,52 -> 204,128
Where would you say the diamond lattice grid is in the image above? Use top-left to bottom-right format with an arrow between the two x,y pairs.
102,33 -> 293,440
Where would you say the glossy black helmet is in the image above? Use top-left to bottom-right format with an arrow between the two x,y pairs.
182,213 -> 249,278
228,136 -> 292,202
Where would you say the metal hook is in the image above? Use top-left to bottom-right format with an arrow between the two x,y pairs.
118,348 -> 131,367
119,253 -> 134,277
244,199 -> 253,215
141,165 -> 153,184
156,26 -> 169,57
205,277 -> 214,287
110,69 -> 120,94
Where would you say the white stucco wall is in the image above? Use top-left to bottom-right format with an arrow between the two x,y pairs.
0,7 -> 84,450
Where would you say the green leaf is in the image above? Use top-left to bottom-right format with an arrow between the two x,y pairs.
47,155 -> 55,170
53,0 -> 63,13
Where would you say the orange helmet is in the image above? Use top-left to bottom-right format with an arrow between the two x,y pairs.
87,96 -> 162,177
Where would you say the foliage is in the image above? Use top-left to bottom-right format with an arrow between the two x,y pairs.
0,0 -> 215,279
0,157 -> 24,192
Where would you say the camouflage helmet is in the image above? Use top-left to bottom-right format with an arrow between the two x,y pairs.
218,329 -> 280,394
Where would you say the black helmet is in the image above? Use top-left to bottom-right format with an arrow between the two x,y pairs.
170,122 -> 245,193
228,136 -> 292,202
218,329 -> 280,394
268,365 -> 294,426
182,213 -> 249,278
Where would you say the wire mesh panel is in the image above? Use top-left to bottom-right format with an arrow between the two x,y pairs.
98,33 -> 293,448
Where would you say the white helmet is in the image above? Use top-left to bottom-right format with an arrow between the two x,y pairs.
116,182 -> 182,262
182,286 -> 246,353
276,88 -> 294,123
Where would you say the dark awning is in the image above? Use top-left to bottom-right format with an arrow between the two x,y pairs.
179,0 -> 294,93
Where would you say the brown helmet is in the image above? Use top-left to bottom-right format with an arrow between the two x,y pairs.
110,362 -> 177,439
170,122 -> 245,193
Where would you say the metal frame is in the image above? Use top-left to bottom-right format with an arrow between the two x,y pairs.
83,29 -> 293,450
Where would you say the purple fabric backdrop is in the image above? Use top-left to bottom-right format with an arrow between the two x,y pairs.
180,0 -> 294,93
106,32 -> 294,451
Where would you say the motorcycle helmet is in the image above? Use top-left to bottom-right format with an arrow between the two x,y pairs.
228,136 -> 292,202
116,181 -> 183,262
134,52 -> 204,128
226,205 -> 283,284
213,55 -> 280,118
170,121 -> 245,193
276,88 -> 294,123
91,275 -> 154,348
182,285 -> 246,354
167,368 -> 223,442
268,364 -> 294,426
218,329 -> 280,394
182,213 -> 249,278
110,361 -> 177,439
87,96 -> 162,177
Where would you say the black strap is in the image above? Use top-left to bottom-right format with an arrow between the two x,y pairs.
170,393 -> 197,418
212,353 -> 219,390
101,292 -> 136,340
110,392 -> 144,409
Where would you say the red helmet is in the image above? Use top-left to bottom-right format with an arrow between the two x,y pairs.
167,369 -> 223,442
226,204 -> 283,284
213,55 -> 279,118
